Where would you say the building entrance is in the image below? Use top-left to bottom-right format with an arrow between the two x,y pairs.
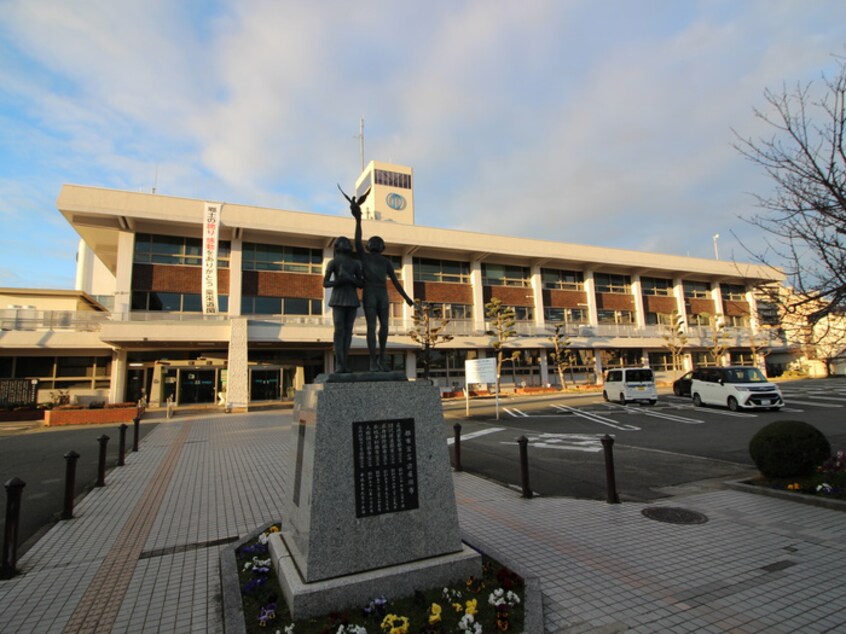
179,369 -> 217,404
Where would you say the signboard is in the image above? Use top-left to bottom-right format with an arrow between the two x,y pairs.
352,418 -> 419,518
465,358 -> 497,384
0,379 -> 37,407
202,202 -> 221,314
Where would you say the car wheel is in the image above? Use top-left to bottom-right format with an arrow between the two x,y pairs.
728,396 -> 739,412
693,393 -> 703,407
618,393 -> 626,404
673,385 -> 681,396
602,391 -> 609,402
648,400 -> 657,406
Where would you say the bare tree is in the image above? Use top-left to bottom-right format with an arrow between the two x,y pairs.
734,58 -> 846,325
485,298 -> 517,393
707,314 -> 731,366
661,310 -> 688,373
549,323 -> 577,388
408,300 -> 454,381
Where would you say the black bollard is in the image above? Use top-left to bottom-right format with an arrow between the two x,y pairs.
517,435 -> 533,499
453,423 -> 463,472
118,424 -> 128,466
600,434 -> 621,504
96,435 -> 110,487
132,416 -> 140,452
1,477 -> 26,579
62,451 -> 80,520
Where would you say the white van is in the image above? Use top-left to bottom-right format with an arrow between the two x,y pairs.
602,367 -> 657,405
690,366 -> 783,411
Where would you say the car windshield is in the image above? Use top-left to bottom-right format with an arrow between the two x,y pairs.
626,369 -> 653,382
724,367 -> 767,383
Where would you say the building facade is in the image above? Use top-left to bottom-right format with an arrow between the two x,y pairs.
0,161 -> 785,408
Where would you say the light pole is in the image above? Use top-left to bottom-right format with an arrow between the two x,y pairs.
712,234 -> 720,260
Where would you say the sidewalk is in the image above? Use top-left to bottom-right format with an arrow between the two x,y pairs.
0,410 -> 844,633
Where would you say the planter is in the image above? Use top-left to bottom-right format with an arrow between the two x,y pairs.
44,406 -> 140,427
0,409 -> 44,422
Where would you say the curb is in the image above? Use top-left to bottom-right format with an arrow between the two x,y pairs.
725,479 -> 846,512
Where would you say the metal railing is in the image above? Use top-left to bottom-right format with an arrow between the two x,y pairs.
0,309 -> 107,332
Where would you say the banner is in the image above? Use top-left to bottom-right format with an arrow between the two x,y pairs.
202,202 -> 221,314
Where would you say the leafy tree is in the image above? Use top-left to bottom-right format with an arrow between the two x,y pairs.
408,300 -> 454,381
485,298 -> 517,392
661,310 -> 688,373
734,58 -> 846,325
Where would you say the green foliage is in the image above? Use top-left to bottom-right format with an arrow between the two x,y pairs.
408,300 -> 454,381
749,420 -> 831,478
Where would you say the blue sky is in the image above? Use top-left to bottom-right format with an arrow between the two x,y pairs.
0,0 -> 844,289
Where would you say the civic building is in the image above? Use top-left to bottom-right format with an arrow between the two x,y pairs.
0,161 -> 785,409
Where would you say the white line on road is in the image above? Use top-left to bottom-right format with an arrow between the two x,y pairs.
552,404 -> 641,431
447,427 -> 506,445
604,403 -> 704,424
782,399 -> 843,408
501,433 -> 605,452
503,407 -> 529,418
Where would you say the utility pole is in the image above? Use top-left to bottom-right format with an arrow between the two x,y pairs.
354,116 -> 365,172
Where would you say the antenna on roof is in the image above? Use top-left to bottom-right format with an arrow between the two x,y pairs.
152,163 -> 159,194
353,116 -> 365,172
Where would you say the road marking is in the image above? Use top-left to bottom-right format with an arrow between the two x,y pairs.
604,403 -> 704,424
501,433 -> 605,452
447,427 -> 506,445
781,407 -> 804,412
782,399 -> 843,408
552,404 -> 641,431
504,407 -> 529,418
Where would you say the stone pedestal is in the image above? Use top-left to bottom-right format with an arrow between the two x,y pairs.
274,377 -> 480,618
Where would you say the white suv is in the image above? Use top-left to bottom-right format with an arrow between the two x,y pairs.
690,366 -> 783,411
602,367 -> 657,405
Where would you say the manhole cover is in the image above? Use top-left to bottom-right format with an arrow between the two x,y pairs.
641,507 -> 708,525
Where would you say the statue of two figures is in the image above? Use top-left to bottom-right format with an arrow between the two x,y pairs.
323,186 -> 414,373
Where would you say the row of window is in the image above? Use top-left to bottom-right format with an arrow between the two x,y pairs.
133,236 -> 750,303
0,356 -> 111,380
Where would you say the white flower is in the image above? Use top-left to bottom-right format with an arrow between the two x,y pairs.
458,613 -> 482,633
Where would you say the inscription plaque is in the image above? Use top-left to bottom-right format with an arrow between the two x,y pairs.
292,420 -> 307,507
0,379 -> 36,407
352,418 -> 418,518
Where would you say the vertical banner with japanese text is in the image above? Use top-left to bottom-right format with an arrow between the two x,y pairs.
202,202 -> 222,314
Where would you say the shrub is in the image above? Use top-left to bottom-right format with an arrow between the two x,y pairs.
749,420 -> 831,479
105,402 -> 137,409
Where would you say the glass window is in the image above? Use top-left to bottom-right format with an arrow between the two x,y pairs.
0,357 -> 12,378
726,314 -> 750,328
181,294 -> 202,312
645,312 -> 674,326
513,306 -> 534,321
594,273 -> 631,294
425,303 -> 473,320
641,277 -> 673,296
134,233 -> 230,268
721,284 -> 747,301
242,242 -> 322,274
541,269 -> 584,290
16,357 -> 54,378
482,264 -> 530,287
283,298 -> 310,315
56,357 -> 95,377
413,258 -> 470,284
597,310 -> 635,324
649,352 -> 674,371
688,313 -> 712,327
683,281 -> 711,299
543,307 -> 588,323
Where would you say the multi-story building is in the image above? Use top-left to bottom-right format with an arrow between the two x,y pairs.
0,161 -> 784,409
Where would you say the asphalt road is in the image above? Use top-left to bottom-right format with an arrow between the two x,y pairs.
0,419 -> 158,555
441,378 -> 846,501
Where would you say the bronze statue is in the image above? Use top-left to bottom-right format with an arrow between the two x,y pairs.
323,235 -> 364,373
339,185 -> 414,371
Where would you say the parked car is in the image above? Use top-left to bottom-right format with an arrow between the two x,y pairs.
672,371 -> 693,397
690,366 -> 783,411
602,367 -> 657,405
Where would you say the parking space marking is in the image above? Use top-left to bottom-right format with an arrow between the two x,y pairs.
448,427 -> 506,445
782,399 -> 843,408
552,404 -> 641,431
603,403 -> 704,424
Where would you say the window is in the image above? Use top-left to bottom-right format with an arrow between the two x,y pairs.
132,292 -> 229,313
691,351 -> 717,367
541,269 -> 584,290
513,306 -> 534,321
425,302 -> 473,320
726,314 -> 750,328
413,258 -> 470,284
688,313 -> 712,327
374,169 -> 411,189
645,312 -> 674,326
597,310 -> 634,324
730,350 -> 756,366
649,352 -> 674,371
594,273 -> 631,294
721,284 -> 747,301
482,264 -> 530,287
134,233 -> 230,268
543,307 -> 588,324
641,277 -> 673,296
241,296 -> 322,316
242,242 -> 322,274
683,281 -> 711,299
387,255 -> 404,279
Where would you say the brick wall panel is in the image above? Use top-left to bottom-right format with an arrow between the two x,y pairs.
644,296 -> 679,313
412,282 -> 473,304
596,293 -> 635,310
545,289 -> 588,308
241,271 -> 323,298
687,298 -> 716,315
723,300 -> 750,317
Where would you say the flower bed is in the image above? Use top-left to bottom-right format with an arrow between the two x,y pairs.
235,525 -> 526,633
43,405 -> 141,427
0,408 -> 44,422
